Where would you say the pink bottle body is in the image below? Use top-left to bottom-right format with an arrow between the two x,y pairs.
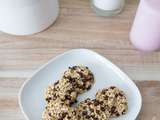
130,0 -> 160,52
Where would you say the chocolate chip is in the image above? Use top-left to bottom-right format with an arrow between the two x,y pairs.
110,86 -> 116,89
99,101 -> 104,105
75,99 -> 78,103
118,93 -> 124,97
61,112 -> 67,118
45,97 -> 52,102
72,111 -> 76,115
77,71 -> 84,78
58,118 -> 63,120
122,109 -> 126,114
67,116 -> 71,119
104,95 -> 108,100
82,111 -> 87,116
90,108 -> 94,112
65,95 -> 71,100
86,85 -> 91,90
102,90 -> 106,94
94,100 -> 100,106
85,115 -> 91,119
116,113 -> 120,117
100,106 -> 105,111
111,106 -> 116,113
115,94 -> 118,98
96,110 -> 100,114
48,113 -> 51,116
72,66 -> 77,70
54,81 -> 59,85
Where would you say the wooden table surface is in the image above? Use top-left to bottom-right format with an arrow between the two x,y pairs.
0,0 -> 160,120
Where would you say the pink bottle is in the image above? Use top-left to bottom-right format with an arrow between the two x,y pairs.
130,0 -> 160,52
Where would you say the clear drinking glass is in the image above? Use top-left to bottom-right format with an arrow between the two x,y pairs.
91,0 -> 125,16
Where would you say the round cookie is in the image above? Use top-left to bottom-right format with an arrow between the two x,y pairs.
77,98 -> 110,120
63,66 -> 94,93
96,86 -> 128,117
45,78 -> 78,106
42,100 -> 77,120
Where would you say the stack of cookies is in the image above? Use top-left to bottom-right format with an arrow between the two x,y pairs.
42,65 -> 94,120
42,65 -> 128,120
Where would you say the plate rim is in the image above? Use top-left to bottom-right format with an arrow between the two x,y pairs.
18,48 -> 142,120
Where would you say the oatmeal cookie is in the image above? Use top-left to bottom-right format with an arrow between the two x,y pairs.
63,66 -> 94,93
96,86 -> 128,117
42,100 -> 77,120
77,98 -> 110,120
45,78 -> 78,105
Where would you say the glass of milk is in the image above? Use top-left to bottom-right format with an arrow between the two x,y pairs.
91,0 -> 125,16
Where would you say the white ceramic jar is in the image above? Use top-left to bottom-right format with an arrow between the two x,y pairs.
0,0 -> 59,35
91,0 -> 125,16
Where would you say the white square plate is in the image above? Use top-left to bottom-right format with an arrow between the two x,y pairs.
19,49 -> 142,120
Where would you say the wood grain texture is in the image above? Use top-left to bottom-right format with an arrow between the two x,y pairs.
0,0 -> 159,80
0,0 -> 160,120
136,81 -> 160,120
